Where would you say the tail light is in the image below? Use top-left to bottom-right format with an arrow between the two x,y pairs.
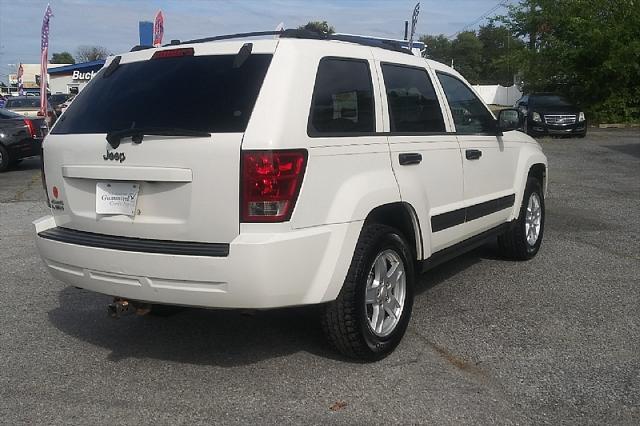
24,119 -> 37,138
241,150 -> 307,222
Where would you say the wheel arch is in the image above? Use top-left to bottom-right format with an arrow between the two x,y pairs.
364,202 -> 423,261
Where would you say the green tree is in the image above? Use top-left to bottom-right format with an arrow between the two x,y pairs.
450,31 -> 484,83
420,34 -> 452,65
496,0 -> 640,123
298,21 -> 335,35
50,52 -> 75,64
477,23 -> 525,86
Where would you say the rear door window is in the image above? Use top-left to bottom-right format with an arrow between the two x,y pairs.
52,54 -> 273,134
381,64 -> 445,133
437,73 -> 496,134
308,58 -> 375,135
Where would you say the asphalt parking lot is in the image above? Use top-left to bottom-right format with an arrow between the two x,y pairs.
1,129 -> 638,424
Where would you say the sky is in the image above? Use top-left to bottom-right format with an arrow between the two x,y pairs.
0,0 -> 509,80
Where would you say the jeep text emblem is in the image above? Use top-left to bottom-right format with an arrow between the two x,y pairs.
103,150 -> 126,163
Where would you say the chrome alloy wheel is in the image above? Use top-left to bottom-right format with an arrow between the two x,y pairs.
364,249 -> 407,337
525,192 -> 542,246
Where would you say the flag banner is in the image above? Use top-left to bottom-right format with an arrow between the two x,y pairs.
40,4 -> 53,115
17,63 -> 24,96
153,10 -> 164,47
409,2 -> 420,49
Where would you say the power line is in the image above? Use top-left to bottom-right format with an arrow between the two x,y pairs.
447,0 -> 510,39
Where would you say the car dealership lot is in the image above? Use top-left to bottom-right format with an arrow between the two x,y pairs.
1,129 -> 638,424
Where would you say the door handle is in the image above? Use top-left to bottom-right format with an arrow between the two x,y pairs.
399,153 -> 422,166
465,149 -> 482,160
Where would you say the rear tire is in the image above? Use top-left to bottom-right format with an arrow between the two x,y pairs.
0,145 -> 10,172
322,224 -> 414,361
498,177 -> 545,260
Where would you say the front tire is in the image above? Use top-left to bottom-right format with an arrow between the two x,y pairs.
322,224 -> 415,361
498,177 -> 545,260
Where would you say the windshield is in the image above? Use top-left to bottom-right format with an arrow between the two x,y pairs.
5,98 -> 41,108
530,95 -> 572,107
52,54 -> 273,135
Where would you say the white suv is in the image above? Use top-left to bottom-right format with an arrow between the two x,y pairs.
34,31 -> 547,360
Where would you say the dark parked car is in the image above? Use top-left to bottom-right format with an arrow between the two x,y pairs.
48,93 -> 72,116
0,109 -> 46,172
515,93 -> 587,137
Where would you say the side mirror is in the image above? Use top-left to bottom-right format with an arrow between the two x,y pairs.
498,108 -> 522,132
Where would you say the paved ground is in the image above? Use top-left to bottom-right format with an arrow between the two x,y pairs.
0,129 -> 638,424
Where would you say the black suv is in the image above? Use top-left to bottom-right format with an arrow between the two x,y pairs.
516,93 -> 587,138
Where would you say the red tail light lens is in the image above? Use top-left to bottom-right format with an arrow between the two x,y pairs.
24,119 -> 37,138
241,150 -> 307,222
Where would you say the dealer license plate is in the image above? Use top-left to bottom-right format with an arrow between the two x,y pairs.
96,182 -> 139,216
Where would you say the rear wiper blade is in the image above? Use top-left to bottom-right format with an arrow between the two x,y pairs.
106,127 -> 211,149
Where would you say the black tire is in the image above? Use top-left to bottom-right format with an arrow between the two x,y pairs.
0,145 -> 10,172
322,224 -> 415,361
498,177 -> 545,260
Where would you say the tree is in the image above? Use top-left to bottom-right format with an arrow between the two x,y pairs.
450,31 -> 484,83
75,45 -> 111,63
50,52 -> 75,64
420,35 -> 452,65
298,21 -> 335,35
477,24 -> 524,86
496,0 -> 640,123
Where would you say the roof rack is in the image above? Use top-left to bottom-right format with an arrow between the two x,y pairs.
168,29 -> 415,55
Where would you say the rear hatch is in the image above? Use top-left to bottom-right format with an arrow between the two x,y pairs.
44,41 -> 277,243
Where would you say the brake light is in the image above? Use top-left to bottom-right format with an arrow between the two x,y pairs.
24,119 -> 37,138
152,47 -> 194,59
241,150 -> 307,222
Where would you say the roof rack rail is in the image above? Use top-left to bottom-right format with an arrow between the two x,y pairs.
170,29 -> 414,55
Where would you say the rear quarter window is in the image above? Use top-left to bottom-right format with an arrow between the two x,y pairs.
52,54 -> 273,134
308,57 -> 375,135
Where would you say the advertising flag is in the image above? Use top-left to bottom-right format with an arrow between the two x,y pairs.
40,4 -> 53,115
153,10 -> 164,47
17,63 -> 24,96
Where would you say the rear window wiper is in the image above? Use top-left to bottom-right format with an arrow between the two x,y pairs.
106,127 -> 211,149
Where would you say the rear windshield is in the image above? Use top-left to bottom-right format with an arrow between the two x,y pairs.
52,54 -> 273,134
5,98 -> 41,108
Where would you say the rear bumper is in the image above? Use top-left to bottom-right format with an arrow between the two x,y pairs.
34,216 -> 362,309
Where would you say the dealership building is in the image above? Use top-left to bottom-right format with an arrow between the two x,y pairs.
48,60 -> 105,95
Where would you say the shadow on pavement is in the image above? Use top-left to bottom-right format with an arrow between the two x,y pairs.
48,286 -> 347,366
48,241 -> 502,366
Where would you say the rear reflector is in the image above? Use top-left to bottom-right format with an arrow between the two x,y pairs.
241,150 -> 307,222
152,47 -> 195,59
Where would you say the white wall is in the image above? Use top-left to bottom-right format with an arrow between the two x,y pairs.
472,84 -> 522,106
